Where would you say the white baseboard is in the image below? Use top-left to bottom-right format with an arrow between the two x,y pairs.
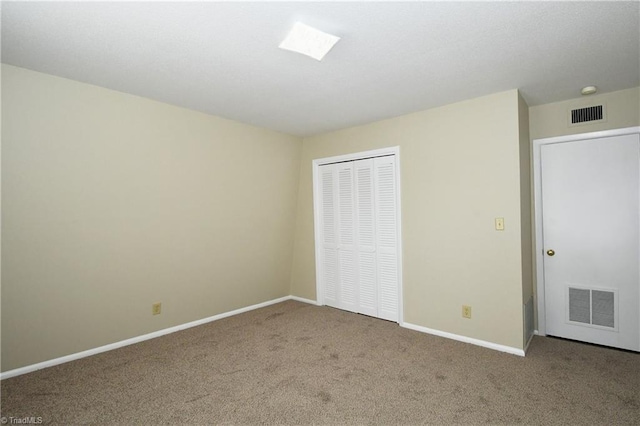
289,295 -> 319,305
401,322 -> 526,357
2,297 -> 525,380
1,295 -> 294,380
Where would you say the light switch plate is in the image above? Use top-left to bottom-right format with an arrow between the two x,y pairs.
495,217 -> 504,231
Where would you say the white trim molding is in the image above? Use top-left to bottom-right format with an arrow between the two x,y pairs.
2,296 -> 528,379
532,126 -> 640,337
290,295 -> 320,305
401,322 -> 526,357
1,295 -> 317,380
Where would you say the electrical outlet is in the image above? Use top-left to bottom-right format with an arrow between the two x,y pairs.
462,305 -> 472,319
152,303 -> 162,315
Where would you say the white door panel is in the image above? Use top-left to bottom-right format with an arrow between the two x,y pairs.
375,157 -> 399,322
316,152 -> 401,323
337,164 -> 358,312
355,159 -> 377,317
541,133 -> 640,351
320,166 -> 339,309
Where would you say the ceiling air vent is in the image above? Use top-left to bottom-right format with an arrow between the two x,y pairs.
569,104 -> 606,126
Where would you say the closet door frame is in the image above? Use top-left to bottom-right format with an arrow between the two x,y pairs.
312,146 -> 403,324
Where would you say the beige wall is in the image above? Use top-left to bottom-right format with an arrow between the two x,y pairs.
518,92 -> 534,347
1,65 -> 302,371
9,61 -> 616,370
291,90 -> 530,350
530,87 -> 640,140
528,86 -> 640,331
518,93 -> 533,307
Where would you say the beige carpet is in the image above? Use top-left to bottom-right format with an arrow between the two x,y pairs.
1,300 -> 638,424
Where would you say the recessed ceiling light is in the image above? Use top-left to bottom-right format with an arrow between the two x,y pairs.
581,86 -> 597,95
279,22 -> 340,61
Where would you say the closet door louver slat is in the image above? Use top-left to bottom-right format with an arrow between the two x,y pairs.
317,152 -> 399,323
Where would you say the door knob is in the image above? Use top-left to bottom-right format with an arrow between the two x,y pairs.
546,249 -> 555,256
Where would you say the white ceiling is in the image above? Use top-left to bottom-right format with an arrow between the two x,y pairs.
2,1 -> 639,137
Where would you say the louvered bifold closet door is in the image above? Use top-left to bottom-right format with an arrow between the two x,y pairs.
374,156 -> 399,322
354,159 -> 377,317
337,163 -> 358,313
319,165 -> 339,309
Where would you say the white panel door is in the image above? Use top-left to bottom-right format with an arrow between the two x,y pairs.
375,156 -> 399,322
541,134 -> 640,351
316,150 -> 401,323
319,165 -> 339,309
337,163 -> 358,313
354,159 -> 377,317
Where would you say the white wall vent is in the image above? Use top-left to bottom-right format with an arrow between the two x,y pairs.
591,290 -> 615,328
567,285 -> 617,330
569,104 -> 606,126
569,288 -> 591,324
524,297 -> 535,346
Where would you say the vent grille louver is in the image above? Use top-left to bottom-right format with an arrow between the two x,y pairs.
569,288 -> 591,324
592,290 -> 615,328
567,286 -> 616,329
524,297 -> 535,345
570,105 -> 604,124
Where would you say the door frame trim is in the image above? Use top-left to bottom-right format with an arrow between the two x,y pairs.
312,146 -> 403,324
533,126 -> 640,336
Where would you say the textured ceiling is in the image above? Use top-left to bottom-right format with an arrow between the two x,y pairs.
2,1 -> 639,137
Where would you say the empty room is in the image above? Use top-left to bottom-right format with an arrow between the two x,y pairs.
1,2 -> 639,424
